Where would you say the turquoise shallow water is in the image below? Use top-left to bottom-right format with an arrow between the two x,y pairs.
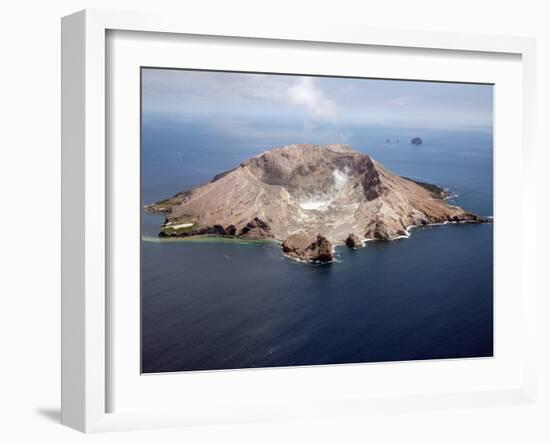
141,122 -> 493,373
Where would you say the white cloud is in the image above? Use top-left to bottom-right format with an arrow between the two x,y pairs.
287,78 -> 337,120
142,69 -> 493,131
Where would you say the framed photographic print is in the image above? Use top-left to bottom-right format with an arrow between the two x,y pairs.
61,9 -> 538,432
140,68 -> 495,374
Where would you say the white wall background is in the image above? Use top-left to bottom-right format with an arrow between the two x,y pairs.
0,1 -> 548,440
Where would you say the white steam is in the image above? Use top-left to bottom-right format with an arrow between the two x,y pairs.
298,168 -> 350,211
333,168 -> 349,190
288,78 -> 337,120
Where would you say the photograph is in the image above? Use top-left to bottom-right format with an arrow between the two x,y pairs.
140,68 -> 494,374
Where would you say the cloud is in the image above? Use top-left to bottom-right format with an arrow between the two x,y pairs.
142,71 -> 338,122
287,78 -> 337,121
142,69 -> 492,131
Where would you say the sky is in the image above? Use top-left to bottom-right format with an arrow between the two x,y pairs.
142,68 -> 493,132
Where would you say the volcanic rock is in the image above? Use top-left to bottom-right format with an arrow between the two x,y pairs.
345,233 -> 363,249
238,217 -> 274,239
282,233 -> 333,263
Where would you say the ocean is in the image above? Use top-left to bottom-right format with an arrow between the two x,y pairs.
141,120 -> 493,373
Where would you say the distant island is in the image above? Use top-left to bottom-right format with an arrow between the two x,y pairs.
411,137 -> 423,145
145,144 -> 490,263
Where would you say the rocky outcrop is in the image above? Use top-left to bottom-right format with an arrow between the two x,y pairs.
345,233 -> 363,249
238,217 -> 274,239
282,233 -> 333,263
147,144 -> 490,259
411,137 -> 423,145
402,177 -> 451,199
448,212 -> 492,224
225,224 -> 237,236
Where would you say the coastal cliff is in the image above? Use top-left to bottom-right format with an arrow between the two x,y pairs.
146,144 -> 490,262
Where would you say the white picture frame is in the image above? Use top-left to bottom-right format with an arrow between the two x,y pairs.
61,9 -> 538,433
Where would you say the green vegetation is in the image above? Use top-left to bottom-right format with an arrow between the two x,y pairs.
148,200 -> 173,211
143,235 -> 278,246
160,222 -> 196,235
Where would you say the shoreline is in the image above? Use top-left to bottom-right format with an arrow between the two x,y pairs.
145,217 -> 493,248
143,217 -> 493,265
142,235 -> 281,246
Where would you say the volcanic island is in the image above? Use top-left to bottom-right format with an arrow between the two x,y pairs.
145,144 -> 491,263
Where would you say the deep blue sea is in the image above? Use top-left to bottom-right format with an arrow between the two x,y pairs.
141,120 -> 493,373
